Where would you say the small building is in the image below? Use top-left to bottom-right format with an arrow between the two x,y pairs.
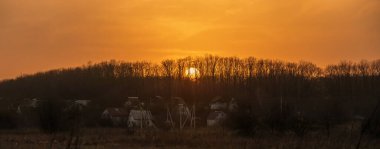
101,108 -> 129,126
124,97 -> 140,108
352,115 -> 366,121
207,111 -> 227,126
149,96 -> 164,106
228,98 -> 238,112
128,109 -> 155,128
210,96 -> 229,110
63,100 -> 91,111
210,96 -> 238,111
16,98 -> 41,114
74,100 -> 91,106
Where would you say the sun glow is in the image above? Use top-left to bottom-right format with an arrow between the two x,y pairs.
185,67 -> 199,79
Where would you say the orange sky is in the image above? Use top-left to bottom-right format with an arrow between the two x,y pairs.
0,0 -> 379,80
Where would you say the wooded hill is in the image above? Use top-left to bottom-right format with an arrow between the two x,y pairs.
0,55 -> 379,118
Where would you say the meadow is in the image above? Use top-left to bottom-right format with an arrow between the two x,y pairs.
1,123 -> 379,149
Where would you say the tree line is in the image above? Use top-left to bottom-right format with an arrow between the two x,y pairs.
0,55 -> 379,134
1,55 -> 378,101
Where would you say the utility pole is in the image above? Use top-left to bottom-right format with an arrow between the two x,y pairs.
179,105 -> 182,130
140,106 -> 143,131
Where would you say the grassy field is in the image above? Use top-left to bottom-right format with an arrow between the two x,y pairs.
0,126 -> 379,149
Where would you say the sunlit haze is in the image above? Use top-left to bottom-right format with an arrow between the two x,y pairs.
1,0 -> 379,79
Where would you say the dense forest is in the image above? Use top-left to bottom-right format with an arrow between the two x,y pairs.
0,55 -> 380,134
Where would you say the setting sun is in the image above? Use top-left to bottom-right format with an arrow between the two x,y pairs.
185,67 -> 199,79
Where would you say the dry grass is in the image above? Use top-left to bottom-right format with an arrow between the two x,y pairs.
0,126 -> 379,149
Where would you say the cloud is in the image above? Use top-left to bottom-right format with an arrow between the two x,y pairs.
0,0 -> 379,79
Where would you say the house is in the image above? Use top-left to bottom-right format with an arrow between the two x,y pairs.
101,108 -> 129,126
352,115 -> 365,121
124,97 -> 140,108
210,96 -> 229,110
24,98 -> 40,108
128,109 -> 155,128
16,98 -> 41,114
207,111 -> 227,126
152,96 -> 164,101
210,96 -> 238,111
228,98 -> 238,112
148,96 -> 164,106
74,100 -> 91,106
64,100 -> 92,111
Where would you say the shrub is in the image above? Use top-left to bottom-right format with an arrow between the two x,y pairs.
225,104 -> 258,136
38,100 -> 67,133
0,110 -> 17,129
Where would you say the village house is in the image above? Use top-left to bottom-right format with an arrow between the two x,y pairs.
74,100 -> 91,106
210,96 -> 238,111
101,108 -> 129,126
148,96 -> 164,106
228,98 -> 238,112
210,96 -> 228,110
207,96 -> 239,126
207,111 -> 227,126
16,98 -> 40,114
124,97 -> 140,108
64,99 -> 92,111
